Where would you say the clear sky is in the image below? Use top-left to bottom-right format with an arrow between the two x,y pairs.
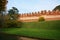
7,0 -> 60,13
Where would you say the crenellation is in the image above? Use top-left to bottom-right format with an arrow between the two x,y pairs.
29,13 -> 32,17
35,12 -> 38,16
51,10 -> 55,15
28,13 -> 31,17
23,13 -> 25,17
33,12 -> 37,16
38,11 -> 40,14
48,10 -> 51,15
50,10 -> 54,15
25,13 -> 27,17
59,11 -> 60,15
43,10 -> 47,15
19,10 -> 60,17
32,12 -> 35,16
37,11 -> 40,16
55,9 -> 60,15
20,14 -> 22,17
26,13 -> 28,16
40,10 -> 43,15
34,12 -> 38,16
18,10 -> 60,22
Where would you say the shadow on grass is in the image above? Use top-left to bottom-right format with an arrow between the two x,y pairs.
0,32 -> 18,40
0,32 -> 55,40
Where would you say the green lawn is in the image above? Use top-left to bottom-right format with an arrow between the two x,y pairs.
0,20 -> 60,40
22,20 -> 60,30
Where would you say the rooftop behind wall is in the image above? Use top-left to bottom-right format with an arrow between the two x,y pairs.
19,10 -> 60,17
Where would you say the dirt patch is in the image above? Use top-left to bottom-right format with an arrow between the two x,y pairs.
18,37 -> 39,40
17,36 -> 54,40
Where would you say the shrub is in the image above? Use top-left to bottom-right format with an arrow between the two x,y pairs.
38,17 -> 45,22
0,19 -> 22,28
5,20 -> 22,28
0,14 -> 22,28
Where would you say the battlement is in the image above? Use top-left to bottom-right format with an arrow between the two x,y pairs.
19,10 -> 60,17
18,10 -> 60,22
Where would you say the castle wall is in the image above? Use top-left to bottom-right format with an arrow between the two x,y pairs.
18,10 -> 60,22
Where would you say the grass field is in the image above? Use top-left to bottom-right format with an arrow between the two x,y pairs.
22,20 -> 60,30
0,20 -> 60,40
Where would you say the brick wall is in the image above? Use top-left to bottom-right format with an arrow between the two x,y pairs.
18,10 -> 60,22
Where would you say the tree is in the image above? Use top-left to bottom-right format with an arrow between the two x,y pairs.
12,7 -> 19,14
0,0 -> 8,13
0,0 -> 8,27
8,7 -> 19,15
7,7 -> 22,28
53,5 -> 60,11
8,7 -> 19,20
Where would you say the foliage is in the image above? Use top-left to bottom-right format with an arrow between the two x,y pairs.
0,6 -> 20,28
38,17 -> 45,22
0,7 -> 20,28
8,7 -> 19,15
0,15 -> 22,28
8,7 -> 19,20
5,20 -> 22,28
12,7 -> 19,14
0,0 -> 8,28
0,0 -> 8,11
3,20 -> 22,28
53,5 -> 60,11
0,14 -> 6,27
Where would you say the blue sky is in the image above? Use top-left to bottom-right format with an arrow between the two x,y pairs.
7,0 -> 60,13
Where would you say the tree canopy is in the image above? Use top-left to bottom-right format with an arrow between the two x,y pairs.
0,0 -> 8,28
8,7 -> 19,20
0,0 -> 8,11
8,7 -> 19,15
53,5 -> 60,11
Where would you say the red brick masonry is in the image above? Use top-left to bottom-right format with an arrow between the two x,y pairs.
18,10 -> 60,22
